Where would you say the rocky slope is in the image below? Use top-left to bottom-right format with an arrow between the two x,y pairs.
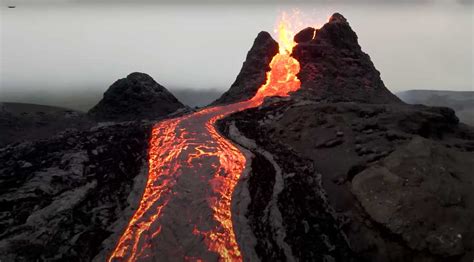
88,72 -> 186,121
211,31 -> 279,105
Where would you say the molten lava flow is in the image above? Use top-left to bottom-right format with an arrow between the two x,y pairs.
109,14 -> 303,262
253,14 -> 300,101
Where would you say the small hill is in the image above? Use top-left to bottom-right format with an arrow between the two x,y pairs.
88,72 -> 186,121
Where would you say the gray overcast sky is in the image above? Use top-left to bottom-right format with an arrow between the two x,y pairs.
0,0 -> 473,107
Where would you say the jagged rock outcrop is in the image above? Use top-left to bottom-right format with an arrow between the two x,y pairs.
212,31 -> 279,105
88,72 -> 186,121
292,13 -> 401,104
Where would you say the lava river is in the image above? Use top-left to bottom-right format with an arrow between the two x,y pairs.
109,18 -> 304,262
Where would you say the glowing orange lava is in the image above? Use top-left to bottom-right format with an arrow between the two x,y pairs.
109,13 -> 303,262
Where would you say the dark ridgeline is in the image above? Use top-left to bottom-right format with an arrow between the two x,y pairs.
88,72 -> 186,121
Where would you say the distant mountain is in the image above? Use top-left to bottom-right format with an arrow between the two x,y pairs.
88,72 -> 187,121
397,90 -> 474,126
0,102 -> 92,147
1,87 -> 222,111
172,88 -> 222,108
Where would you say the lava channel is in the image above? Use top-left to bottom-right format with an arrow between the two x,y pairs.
109,16 -> 302,262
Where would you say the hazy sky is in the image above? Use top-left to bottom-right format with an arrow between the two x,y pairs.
0,0 -> 473,108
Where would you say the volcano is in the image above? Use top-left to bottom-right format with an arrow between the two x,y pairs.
0,12 -> 473,262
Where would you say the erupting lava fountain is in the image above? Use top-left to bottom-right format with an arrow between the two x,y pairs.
109,13 -> 306,261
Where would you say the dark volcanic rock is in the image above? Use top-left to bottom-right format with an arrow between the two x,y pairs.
88,72 -> 186,121
294,27 -> 316,43
352,137 -> 473,257
221,97 -> 474,261
212,31 -> 279,105
292,13 -> 401,104
218,114 -> 356,262
0,122 -> 151,261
